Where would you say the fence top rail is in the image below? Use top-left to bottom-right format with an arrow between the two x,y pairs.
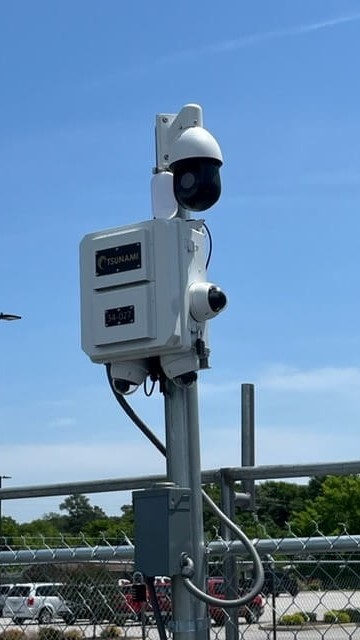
207,535 -> 360,556
1,535 -> 360,565
225,460 -> 360,481
0,460 -> 359,501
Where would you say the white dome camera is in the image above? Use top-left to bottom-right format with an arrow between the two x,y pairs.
169,127 -> 223,212
109,360 -> 148,394
189,281 -> 227,322
155,104 -> 223,213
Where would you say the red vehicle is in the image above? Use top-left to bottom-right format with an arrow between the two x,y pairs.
208,577 -> 265,625
118,577 -> 265,626
120,580 -> 172,623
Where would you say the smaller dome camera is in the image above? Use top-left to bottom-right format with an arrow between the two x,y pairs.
189,282 -> 227,322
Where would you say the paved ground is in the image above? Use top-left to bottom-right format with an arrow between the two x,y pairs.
2,591 -> 360,639
262,589 -> 360,623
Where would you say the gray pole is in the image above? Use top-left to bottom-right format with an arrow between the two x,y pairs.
0,477 -> 2,542
241,384 -> 255,510
164,379 -> 209,640
0,476 -> 11,544
220,471 -> 239,640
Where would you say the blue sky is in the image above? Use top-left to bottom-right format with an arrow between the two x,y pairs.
1,1 -> 360,523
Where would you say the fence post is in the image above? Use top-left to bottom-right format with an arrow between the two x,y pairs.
241,383 -> 255,510
220,469 -> 239,640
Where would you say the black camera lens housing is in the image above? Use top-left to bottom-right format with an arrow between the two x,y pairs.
208,286 -> 227,313
113,378 -> 131,394
170,157 -> 222,211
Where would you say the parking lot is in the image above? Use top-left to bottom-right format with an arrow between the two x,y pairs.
1,590 -> 360,639
262,589 -> 360,623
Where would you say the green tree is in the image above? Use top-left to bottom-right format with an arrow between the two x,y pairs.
202,484 -> 221,539
4,477 -> 357,544
292,475 -> 360,536
1,515 -> 20,543
83,516 -> 124,542
256,481 -> 309,536
42,511 -> 68,532
202,484 -> 260,540
19,518 -> 61,538
307,476 -> 328,500
117,504 -> 135,539
59,494 -> 106,533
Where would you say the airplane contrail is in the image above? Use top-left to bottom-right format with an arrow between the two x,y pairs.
157,12 -> 360,63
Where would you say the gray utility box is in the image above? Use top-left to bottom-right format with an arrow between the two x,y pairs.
80,217 -> 207,365
133,486 -> 192,577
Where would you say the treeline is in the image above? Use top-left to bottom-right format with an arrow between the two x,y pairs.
2,475 -> 359,544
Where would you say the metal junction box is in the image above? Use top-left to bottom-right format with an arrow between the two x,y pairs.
133,486 -> 192,577
80,217 -> 207,364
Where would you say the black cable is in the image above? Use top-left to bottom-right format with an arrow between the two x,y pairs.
144,377 -> 156,397
144,577 -> 168,640
105,364 -> 264,605
105,363 -> 166,456
203,221 -> 213,269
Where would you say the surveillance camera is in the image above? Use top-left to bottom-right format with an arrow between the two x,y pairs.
189,282 -> 227,322
113,378 -> 133,394
169,127 -> 223,212
109,360 -> 148,393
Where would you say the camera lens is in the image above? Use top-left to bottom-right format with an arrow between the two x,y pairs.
171,157 -> 222,211
208,286 -> 227,313
113,379 -> 131,394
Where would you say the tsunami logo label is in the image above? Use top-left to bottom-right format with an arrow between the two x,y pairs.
96,243 -> 141,276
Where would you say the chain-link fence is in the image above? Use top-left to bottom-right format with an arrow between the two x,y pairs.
0,528 -> 360,639
1,461 -> 360,638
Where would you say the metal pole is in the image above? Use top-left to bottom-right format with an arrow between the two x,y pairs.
0,477 -> 2,543
241,384 -> 255,510
220,471 -> 239,640
0,476 -> 11,547
164,379 -> 209,640
264,555 -> 277,640
0,459 -> 360,502
271,584 -> 277,640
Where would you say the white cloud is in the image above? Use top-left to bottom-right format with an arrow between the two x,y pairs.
199,364 -> 360,396
258,365 -> 360,392
256,423 -> 354,465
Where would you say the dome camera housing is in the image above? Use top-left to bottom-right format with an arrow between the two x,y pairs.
171,157 -> 222,212
189,282 -> 227,322
169,127 -> 223,212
